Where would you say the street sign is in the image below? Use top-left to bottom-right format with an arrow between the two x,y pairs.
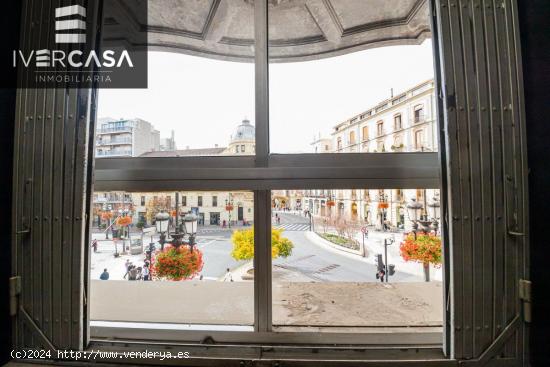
361,226 -> 367,234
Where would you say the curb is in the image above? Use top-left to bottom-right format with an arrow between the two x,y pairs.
307,231 -> 367,258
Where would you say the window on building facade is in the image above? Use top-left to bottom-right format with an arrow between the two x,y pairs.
182,195 -> 186,207
212,195 -> 218,207
349,131 -> 356,145
414,105 -> 424,123
377,121 -> 384,136
362,126 -> 369,141
140,196 -> 145,206
394,114 -> 402,130
414,130 -> 424,150
337,137 -> 342,150
198,195 -> 203,207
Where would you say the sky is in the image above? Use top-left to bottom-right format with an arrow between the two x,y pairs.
98,39 -> 434,153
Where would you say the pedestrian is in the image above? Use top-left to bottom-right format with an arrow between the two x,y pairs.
124,259 -> 131,273
223,268 -> 233,282
92,239 -> 98,253
142,264 -> 150,281
124,265 -> 138,281
277,216 -> 281,224
99,268 -> 109,280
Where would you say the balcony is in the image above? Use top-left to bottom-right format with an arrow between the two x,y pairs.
96,149 -> 132,157
97,126 -> 133,134
96,137 -> 132,146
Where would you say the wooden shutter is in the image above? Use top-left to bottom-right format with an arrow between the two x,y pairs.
12,0 -> 99,351
436,0 -> 529,364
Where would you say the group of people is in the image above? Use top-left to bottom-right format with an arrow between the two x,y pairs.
123,259 -> 151,281
98,259 -> 152,281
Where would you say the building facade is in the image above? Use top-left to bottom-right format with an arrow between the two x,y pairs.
304,80 -> 440,230
159,130 -> 177,151
96,118 -> 160,158
131,191 -> 254,227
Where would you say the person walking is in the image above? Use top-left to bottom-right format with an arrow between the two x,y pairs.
99,268 -> 109,280
92,239 -> 98,253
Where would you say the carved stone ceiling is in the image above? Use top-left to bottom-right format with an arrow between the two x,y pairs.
103,0 -> 431,62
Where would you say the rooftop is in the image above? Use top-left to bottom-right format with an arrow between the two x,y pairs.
139,147 -> 226,157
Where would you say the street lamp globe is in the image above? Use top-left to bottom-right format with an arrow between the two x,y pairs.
183,213 -> 198,236
406,198 -> 423,221
428,197 -> 441,220
155,212 -> 170,233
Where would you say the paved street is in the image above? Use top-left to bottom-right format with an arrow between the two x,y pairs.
91,211 -> 431,283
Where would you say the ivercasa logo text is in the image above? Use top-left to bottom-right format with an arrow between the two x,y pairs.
13,5 -> 133,71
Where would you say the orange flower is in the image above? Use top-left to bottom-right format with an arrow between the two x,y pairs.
399,232 -> 442,267
151,245 -> 204,281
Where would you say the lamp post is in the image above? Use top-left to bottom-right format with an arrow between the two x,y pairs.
375,236 -> 395,282
155,211 -> 170,251
383,236 -> 395,282
406,198 -> 436,282
378,193 -> 389,231
225,196 -> 234,228
183,213 -> 198,252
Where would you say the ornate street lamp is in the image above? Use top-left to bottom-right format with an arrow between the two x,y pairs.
155,211 -> 170,250
183,213 -> 198,252
428,196 -> 441,234
406,198 -> 423,238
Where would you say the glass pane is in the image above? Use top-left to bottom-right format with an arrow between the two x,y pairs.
268,0 -> 436,154
271,189 -> 443,332
90,190 -> 254,328
96,2 -> 255,158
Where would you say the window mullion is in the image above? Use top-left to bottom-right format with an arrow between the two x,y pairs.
253,0 -> 272,333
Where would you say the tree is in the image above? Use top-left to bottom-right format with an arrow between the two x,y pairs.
399,233 -> 442,282
145,196 -> 172,224
231,227 -> 294,261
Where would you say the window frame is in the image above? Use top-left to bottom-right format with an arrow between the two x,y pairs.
91,0 -> 446,355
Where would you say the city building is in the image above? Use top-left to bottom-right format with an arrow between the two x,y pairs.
131,191 -> 254,226
223,118 -> 256,155
330,79 -> 437,154
96,118 -> 160,158
303,80 -> 439,230
94,119 -> 257,227
159,130 -> 177,151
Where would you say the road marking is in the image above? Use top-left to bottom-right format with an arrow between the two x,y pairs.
315,264 -> 340,274
273,223 -> 310,231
